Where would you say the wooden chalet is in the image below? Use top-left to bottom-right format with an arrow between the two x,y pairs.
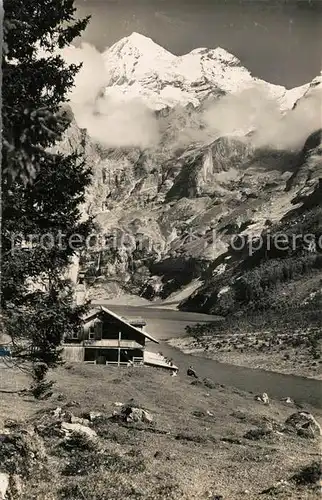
63,306 -> 159,366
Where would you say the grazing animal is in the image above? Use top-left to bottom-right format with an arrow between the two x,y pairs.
187,366 -> 198,378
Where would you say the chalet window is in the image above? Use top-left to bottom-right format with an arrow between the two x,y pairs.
89,326 -> 95,340
72,332 -> 79,340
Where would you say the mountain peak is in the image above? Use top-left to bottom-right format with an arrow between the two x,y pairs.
102,32 -> 309,112
189,46 -> 240,64
121,32 -> 162,51
126,32 -> 157,46
106,31 -> 174,60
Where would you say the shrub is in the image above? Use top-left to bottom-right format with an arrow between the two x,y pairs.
292,460 -> 321,485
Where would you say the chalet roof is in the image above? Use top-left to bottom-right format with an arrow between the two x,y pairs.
82,308 -> 100,321
100,306 -> 159,344
82,306 -> 159,344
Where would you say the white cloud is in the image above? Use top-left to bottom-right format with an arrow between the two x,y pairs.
56,42 -> 320,153
60,43 -> 160,148
203,83 -> 322,150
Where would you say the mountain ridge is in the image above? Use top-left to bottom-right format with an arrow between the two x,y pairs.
102,32 -> 318,112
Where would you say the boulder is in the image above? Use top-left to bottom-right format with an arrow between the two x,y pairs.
281,397 -> 294,405
52,407 -> 63,418
50,407 -> 75,423
126,407 -> 153,424
0,473 -> 9,500
115,406 -> 154,424
87,412 -> 103,422
70,415 -> 90,426
61,411 -> 74,423
61,422 -> 97,439
254,393 -> 269,405
284,411 -> 321,438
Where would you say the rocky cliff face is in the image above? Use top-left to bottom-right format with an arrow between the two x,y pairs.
179,136 -> 322,315
287,129 -> 322,199
76,129 -> 320,303
63,33 -> 322,304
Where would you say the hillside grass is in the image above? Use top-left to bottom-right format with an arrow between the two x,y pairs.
0,364 -> 321,499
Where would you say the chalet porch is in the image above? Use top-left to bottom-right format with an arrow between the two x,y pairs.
83,346 -> 144,365
63,345 -> 144,366
63,344 -> 178,371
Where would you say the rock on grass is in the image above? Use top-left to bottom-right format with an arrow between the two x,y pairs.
284,411 -> 321,439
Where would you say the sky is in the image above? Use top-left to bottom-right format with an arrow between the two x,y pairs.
74,0 -> 322,89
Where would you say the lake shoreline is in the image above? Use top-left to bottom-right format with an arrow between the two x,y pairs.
167,336 -> 322,381
89,303 -> 322,406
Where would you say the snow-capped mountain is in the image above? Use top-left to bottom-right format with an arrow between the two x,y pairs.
71,32 -> 322,304
102,32 -> 318,112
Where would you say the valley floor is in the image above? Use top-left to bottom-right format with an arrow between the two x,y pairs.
0,363 -> 321,499
168,336 -> 322,380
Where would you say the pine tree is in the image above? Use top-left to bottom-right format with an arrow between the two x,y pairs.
3,0 -> 90,183
2,1 -> 93,394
